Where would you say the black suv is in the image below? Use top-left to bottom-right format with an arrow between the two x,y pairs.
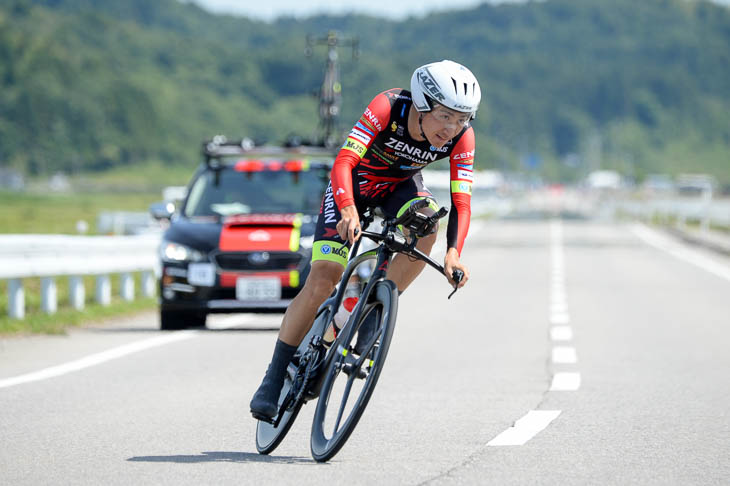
151,138 -> 333,330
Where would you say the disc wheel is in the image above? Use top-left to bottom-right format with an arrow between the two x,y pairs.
310,279 -> 398,462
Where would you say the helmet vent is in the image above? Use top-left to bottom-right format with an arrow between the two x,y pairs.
451,78 -> 458,94
463,82 -> 469,95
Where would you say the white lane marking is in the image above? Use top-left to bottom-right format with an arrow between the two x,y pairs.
551,372 -> 581,391
0,331 -> 199,389
550,302 -> 568,313
487,410 -> 562,446
207,314 -> 262,330
550,326 -> 573,341
631,223 -> 730,283
551,288 -> 566,296
552,346 -> 577,364
550,313 -> 571,325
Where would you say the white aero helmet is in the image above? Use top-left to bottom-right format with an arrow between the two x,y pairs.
410,60 -> 481,118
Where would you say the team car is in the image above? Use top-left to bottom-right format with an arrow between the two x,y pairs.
151,137 -> 334,330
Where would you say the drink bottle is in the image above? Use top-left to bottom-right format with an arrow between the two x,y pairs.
323,296 -> 358,345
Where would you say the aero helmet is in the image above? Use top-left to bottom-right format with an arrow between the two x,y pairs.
410,60 -> 481,118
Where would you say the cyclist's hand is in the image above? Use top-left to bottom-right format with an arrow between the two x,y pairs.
444,248 -> 469,288
337,205 -> 361,245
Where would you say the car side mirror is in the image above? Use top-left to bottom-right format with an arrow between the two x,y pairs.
149,201 -> 175,221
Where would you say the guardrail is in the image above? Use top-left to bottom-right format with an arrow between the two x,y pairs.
1,234 -> 160,319
615,195 -> 730,229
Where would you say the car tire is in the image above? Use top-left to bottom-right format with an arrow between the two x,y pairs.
160,310 -> 206,330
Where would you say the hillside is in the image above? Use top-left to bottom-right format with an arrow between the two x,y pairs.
0,0 -> 728,184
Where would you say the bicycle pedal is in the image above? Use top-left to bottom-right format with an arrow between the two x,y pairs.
251,412 -> 276,424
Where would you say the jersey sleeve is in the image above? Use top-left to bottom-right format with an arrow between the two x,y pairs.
331,91 -> 393,209
446,127 -> 475,254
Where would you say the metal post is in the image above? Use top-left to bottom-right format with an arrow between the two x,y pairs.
69,276 -> 85,310
96,275 -> 111,306
120,272 -> 134,301
8,279 -> 25,319
700,187 -> 712,233
41,277 -> 57,314
141,271 -> 155,298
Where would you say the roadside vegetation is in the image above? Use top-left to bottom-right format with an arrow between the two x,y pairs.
0,161 -> 193,234
1,0 -> 729,185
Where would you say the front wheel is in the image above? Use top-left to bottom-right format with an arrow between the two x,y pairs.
310,279 -> 398,462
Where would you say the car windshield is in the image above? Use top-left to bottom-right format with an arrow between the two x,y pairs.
184,166 -> 327,217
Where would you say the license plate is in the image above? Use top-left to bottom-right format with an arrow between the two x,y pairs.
187,263 -> 216,287
236,277 -> 281,301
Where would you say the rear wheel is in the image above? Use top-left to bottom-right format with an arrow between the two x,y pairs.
310,279 -> 398,462
255,371 -> 304,455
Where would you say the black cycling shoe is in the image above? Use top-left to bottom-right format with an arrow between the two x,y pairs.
354,311 -> 380,356
250,373 -> 282,421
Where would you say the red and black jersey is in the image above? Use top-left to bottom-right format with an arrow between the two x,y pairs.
331,89 -> 475,254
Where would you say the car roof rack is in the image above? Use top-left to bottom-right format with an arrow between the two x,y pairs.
202,135 -> 337,168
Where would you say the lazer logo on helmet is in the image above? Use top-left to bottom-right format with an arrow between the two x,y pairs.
418,71 -> 445,102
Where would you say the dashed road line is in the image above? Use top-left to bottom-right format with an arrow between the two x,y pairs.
550,325 -> 573,341
551,346 -> 578,364
487,219 -> 580,447
487,410 -> 562,446
550,372 -> 581,391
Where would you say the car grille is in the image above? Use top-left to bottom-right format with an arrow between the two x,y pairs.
213,252 -> 303,271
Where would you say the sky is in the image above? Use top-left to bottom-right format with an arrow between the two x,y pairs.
188,0 -> 730,21
187,0 -> 509,21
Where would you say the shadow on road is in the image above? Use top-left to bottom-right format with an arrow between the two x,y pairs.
127,451 -> 317,465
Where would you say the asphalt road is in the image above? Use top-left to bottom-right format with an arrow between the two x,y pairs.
1,219 -> 729,485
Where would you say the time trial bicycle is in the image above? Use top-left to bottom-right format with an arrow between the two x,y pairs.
255,199 -> 463,462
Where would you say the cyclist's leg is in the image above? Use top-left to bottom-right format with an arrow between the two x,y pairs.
279,261 -> 343,345
382,172 -> 440,292
353,175 -> 437,354
251,181 -> 353,419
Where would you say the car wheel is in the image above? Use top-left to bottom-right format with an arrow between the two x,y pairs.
160,310 -> 206,330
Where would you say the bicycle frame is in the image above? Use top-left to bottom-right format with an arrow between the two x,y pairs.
288,208 -> 450,409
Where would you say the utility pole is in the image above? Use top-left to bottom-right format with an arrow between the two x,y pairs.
306,31 -> 359,148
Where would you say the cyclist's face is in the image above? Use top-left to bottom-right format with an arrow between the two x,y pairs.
422,105 -> 471,148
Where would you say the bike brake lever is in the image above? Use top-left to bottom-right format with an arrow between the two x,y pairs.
448,269 -> 464,300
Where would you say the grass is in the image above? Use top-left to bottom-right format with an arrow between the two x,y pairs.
0,190 -> 163,234
0,273 -> 157,335
1,160 -> 196,235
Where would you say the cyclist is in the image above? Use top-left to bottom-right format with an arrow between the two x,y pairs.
251,60 -> 481,420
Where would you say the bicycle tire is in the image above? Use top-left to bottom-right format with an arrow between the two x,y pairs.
310,279 -> 398,462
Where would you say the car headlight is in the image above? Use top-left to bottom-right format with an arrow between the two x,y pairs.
299,235 -> 314,249
160,240 -> 206,262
